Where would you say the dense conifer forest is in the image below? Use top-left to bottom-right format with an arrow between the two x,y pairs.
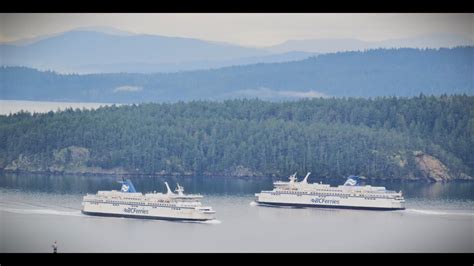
1,95 -> 472,180
1,47 -> 472,102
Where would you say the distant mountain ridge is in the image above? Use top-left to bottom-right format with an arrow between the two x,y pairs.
267,33 -> 474,53
0,29 -> 319,73
1,28 -> 472,74
1,47 -> 472,103
62,51 -> 318,74
0,30 -> 274,73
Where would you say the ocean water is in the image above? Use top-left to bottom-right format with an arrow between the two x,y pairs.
0,100 -> 120,115
0,174 -> 472,253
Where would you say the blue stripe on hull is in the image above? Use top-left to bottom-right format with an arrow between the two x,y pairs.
255,201 -> 405,211
81,210 -> 211,221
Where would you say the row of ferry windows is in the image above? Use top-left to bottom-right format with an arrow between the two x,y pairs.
274,191 -> 388,198
91,202 -> 182,210
109,197 -> 197,203
90,200 -> 172,207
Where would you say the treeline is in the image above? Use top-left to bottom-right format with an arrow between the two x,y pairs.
1,47 -> 472,103
0,95 -> 473,179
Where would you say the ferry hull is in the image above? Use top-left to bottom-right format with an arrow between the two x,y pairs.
82,202 -> 215,221
255,200 -> 405,211
81,210 -> 211,221
255,192 -> 405,211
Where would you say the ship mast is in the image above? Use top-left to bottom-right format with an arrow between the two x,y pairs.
301,172 -> 311,184
288,172 -> 298,183
175,183 -> 184,196
164,182 -> 174,195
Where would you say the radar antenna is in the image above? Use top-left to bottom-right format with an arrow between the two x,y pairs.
175,183 -> 184,196
289,172 -> 298,183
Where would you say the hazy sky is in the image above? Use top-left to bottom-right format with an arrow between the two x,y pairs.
0,13 -> 472,47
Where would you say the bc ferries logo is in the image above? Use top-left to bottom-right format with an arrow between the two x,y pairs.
343,175 -> 359,186
118,179 -> 137,193
124,207 -> 149,215
311,198 -> 340,205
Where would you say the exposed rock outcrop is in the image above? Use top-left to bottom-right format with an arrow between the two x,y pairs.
225,165 -> 262,177
5,146 -> 128,175
4,153 -> 48,172
414,151 -> 452,182
458,172 -> 474,180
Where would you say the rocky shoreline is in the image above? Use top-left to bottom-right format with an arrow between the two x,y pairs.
2,146 -> 472,182
1,167 -> 473,182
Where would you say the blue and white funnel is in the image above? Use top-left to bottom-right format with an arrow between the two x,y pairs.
343,175 -> 360,186
118,179 -> 137,193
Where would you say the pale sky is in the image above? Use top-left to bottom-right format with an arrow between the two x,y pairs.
0,13 -> 472,47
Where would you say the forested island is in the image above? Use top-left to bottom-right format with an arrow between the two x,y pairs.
1,95 -> 472,182
1,47 -> 472,103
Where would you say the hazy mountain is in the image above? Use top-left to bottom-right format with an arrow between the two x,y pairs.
3,29 -> 472,74
267,33 -> 474,54
2,26 -> 136,47
70,26 -> 135,36
0,29 -> 275,73
73,51 -> 318,74
2,47 -> 471,103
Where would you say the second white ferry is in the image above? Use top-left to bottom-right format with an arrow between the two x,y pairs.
255,172 -> 405,210
82,179 -> 216,221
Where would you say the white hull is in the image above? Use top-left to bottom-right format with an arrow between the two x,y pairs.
82,202 -> 216,221
255,191 -> 405,210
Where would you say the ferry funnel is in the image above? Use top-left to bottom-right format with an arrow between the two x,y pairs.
118,179 -> 137,193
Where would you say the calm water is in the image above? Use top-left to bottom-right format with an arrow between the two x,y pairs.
0,174 -> 472,253
0,100 -> 121,115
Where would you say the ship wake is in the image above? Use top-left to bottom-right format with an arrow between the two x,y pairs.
179,219 -> 222,224
405,208 -> 474,217
0,206 -> 83,217
201,219 -> 222,224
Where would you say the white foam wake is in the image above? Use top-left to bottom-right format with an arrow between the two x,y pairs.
0,207 -> 83,217
201,219 -> 222,224
179,219 -> 222,224
405,208 -> 474,217
249,201 -> 258,206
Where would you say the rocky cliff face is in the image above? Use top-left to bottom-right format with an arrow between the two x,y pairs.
5,146 -> 127,175
414,151 -> 453,182
224,165 -> 263,177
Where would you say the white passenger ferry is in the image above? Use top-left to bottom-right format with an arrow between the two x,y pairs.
82,179 -> 216,221
255,172 -> 405,210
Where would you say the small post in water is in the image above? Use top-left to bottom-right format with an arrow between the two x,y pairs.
52,241 -> 58,253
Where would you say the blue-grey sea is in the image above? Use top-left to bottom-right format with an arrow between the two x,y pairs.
0,174 -> 472,252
